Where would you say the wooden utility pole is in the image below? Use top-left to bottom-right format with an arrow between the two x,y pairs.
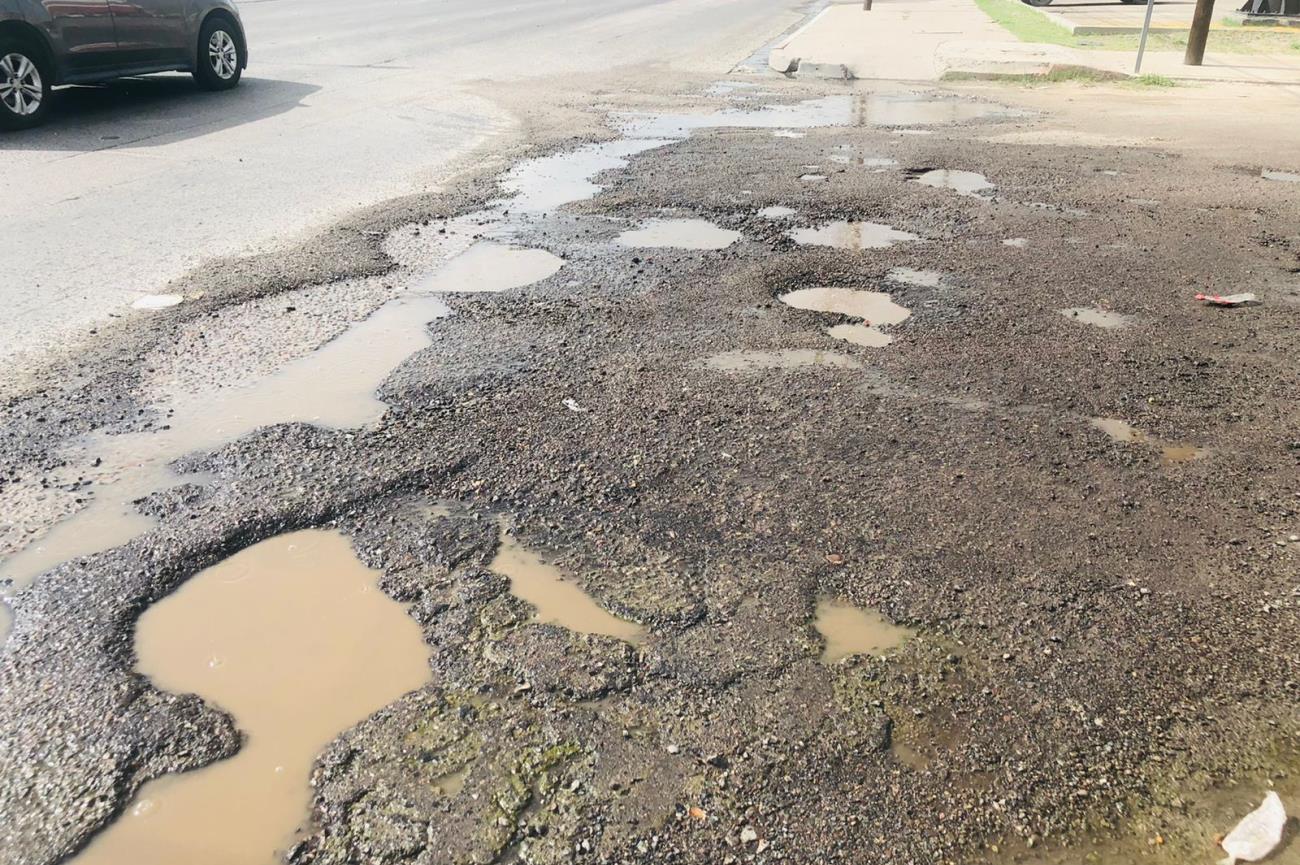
1185,0 -> 1216,65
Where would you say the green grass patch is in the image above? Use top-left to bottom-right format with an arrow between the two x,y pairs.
942,67 -> 1179,86
973,0 -> 1300,55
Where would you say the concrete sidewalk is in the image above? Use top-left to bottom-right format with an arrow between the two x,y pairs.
768,0 -> 1300,83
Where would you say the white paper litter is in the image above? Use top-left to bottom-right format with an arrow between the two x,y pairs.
1219,791 -> 1287,865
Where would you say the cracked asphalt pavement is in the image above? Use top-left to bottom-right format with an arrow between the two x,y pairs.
3,39 -> 1300,865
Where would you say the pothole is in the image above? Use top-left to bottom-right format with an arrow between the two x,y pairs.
1263,169 -> 1300,183
0,292 -> 454,631
416,241 -> 564,293
702,349 -> 863,372
70,531 -> 431,865
615,218 -> 742,250
781,287 -> 911,349
1059,307 -> 1135,329
788,221 -> 919,250
814,599 -> 914,664
909,169 -> 994,197
1090,417 -> 1209,466
490,519 -> 645,643
131,294 -> 184,311
758,206 -> 796,220
500,138 -> 674,214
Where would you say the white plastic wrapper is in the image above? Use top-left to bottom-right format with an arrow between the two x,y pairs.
1219,792 -> 1287,865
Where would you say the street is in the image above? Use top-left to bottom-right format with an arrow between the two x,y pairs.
3,1 -> 1300,865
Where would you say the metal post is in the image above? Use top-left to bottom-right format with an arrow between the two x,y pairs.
863,0 -> 873,10
1134,0 -> 1157,73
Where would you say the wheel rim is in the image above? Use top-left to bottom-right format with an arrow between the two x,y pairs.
208,30 -> 238,80
0,52 -> 43,117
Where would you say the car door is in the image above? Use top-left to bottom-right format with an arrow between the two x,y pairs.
105,0 -> 186,66
39,1 -> 118,74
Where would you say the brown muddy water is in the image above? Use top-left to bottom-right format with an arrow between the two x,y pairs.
788,221 -> 920,250
0,293 -> 454,627
71,530 -> 431,865
781,287 -> 911,349
911,169 -> 995,197
1091,418 -> 1209,465
615,218 -> 742,250
490,519 -> 645,643
416,241 -> 564,293
813,599 -> 914,663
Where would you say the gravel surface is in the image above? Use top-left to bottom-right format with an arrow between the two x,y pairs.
1,71 -> 1299,865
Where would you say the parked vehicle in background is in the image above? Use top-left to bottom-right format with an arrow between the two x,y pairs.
0,0 -> 247,129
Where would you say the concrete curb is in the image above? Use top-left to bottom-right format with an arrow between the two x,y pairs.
768,7 -> 832,73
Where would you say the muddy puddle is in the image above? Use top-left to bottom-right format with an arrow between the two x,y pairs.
910,169 -> 994,197
0,292 -> 455,638
1091,418 -> 1208,465
702,349 -> 863,372
788,221 -> 919,250
780,287 -> 910,323
616,218 -> 742,250
1060,306 -> 1135,329
500,138 -> 674,214
814,599 -> 914,663
490,520 -> 644,643
1263,169 -> 1300,183
71,530 -> 431,865
888,267 -> 943,288
758,206 -> 796,219
416,241 -> 564,293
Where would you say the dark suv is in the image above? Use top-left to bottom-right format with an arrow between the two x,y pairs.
0,0 -> 247,129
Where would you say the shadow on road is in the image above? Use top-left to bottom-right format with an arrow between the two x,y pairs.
0,75 -> 320,151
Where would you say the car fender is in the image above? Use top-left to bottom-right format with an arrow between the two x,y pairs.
186,1 -> 246,71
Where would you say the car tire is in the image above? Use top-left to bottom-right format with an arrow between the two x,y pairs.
193,15 -> 244,91
0,38 -> 53,131
1020,0 -> 1055,6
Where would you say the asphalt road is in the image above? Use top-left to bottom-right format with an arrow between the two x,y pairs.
1,0 -> 804,372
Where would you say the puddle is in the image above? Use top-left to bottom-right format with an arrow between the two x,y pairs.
830,153 -> 898,168
71,531 -> 431,865
0,293 -> 453,628
615,218 -> 742,250
814,599 -> 914,664
826,324 -> 893,348
758,206 -> 796,219
1091,418 -> 1209,466
788,221 -> 919,250
1091,417 -> 1148,444
1161,444 -> 1208,465
416,241 -> 564,293
779,287 -> 912,325
618,95 -> 855,139
132,294 -> 183,311
887,267 -> 943,288
910,169 -> 994,197
772,129 -> 806,139
702,349 -> 863,372
490,519 -> 644,643
500,138 -> 673,214
800,173 -> 828,182
1002,237 -> 1028,248
1263,169 -> 1300,183
1059,306 -> 1135,329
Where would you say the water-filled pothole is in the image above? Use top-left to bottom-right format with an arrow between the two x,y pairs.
416,241 -> 564,293
788,221 -> 919,250
0,292 -> 454,632
1091,417 -> 1208,466
1060,307 -> 1135,329
1263,170 -> 1300,183
781,287 -> 911,350
758,206 -> 796,220
501,138 -> 674,214
814,599 -> 914,664
616,218 -> 742,250
71,531 -> 431,865
490,520 -> 644,643
910,169 -> 994,197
